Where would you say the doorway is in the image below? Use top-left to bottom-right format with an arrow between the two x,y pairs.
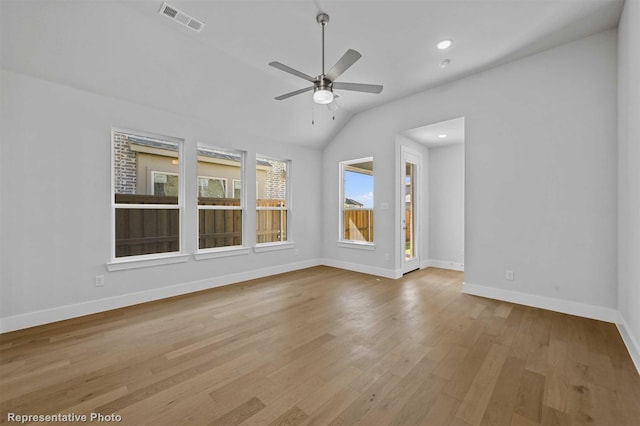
401,146 -> 421,274
399,117 -> 465,274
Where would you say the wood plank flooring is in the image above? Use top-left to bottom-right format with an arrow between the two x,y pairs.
1,266 -> 639,425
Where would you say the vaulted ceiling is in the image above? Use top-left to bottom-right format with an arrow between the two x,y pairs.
0,0 -> 623,148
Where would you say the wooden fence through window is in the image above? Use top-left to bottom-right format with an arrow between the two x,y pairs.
114,194 -> 179,258
114,195 -> 288,257
343,209 -> 374,242
256,200 -> 287,244
199,198 -> 242,250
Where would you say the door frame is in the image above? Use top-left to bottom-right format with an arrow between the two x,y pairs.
399,145 -> 423,274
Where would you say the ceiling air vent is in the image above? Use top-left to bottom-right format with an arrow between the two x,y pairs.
159,2 -> 205,33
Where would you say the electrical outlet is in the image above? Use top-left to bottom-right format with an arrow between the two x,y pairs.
384,253 -> 390,261
95,275 -> 105,287
505,270 -> 514,281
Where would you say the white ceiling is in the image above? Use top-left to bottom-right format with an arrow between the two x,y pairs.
0,0 -> 623,148
404,117 -> 465,148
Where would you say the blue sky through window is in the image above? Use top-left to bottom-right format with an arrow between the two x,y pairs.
344,171 -> 373,208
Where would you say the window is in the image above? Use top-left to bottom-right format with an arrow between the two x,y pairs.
197,146 -> 244,251
340,158 -> 374,243
256,156 -> 289,244
198,176 -> 227,198
112,130 -> 182,259
151,171 -> 179,196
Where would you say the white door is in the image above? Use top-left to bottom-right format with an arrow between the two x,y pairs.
401,147 -> 421,274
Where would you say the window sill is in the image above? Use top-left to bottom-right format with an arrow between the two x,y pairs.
254,242 -> 295,253
107,253 -> 189,271
195,247 -> 250,260
337,241 -> 376,251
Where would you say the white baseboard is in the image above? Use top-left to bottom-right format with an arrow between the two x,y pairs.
422,259 -> 465,271
617,313 -> 640,375
321,258 -> 401,279
0,259 -> 322,333
462,282 -> 619,323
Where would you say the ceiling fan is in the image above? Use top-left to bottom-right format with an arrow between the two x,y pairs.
269,13 -> 383,105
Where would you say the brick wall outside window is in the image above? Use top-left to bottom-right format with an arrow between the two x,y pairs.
264,160 -> 286,200
113,132 -> 137,194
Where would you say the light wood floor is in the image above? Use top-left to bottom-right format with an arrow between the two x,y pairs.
1,266 -> 639,426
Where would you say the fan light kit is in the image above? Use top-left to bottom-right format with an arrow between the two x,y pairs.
314,89 -> 334,104
269,13 -> 383,105
437,39 -> 453,50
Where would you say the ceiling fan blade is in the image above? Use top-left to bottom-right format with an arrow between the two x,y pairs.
325,49 -> 361,82
274,86 -> 314,101
269,62 -> 317,83
332,82 -> 383,94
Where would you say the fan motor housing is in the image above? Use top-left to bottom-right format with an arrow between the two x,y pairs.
315,78 -> 332,90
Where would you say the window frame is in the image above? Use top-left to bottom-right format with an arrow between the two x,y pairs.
109,128 -> 185,268
338,157 -> 375,247
255,155 -> 291,247
196,146 -> 246,255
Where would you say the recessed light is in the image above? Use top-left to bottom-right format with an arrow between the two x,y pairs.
439,59 -> 451,68
436,39 -> 452,50
438,134 -> 448,139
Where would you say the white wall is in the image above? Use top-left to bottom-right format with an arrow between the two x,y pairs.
617,0 -> 640,369
0,70 -> 322,331
323,30 -> 619,319
429,143 -> 465,267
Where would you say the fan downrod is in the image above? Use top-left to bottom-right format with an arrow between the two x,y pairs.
316,13 -> 330,76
